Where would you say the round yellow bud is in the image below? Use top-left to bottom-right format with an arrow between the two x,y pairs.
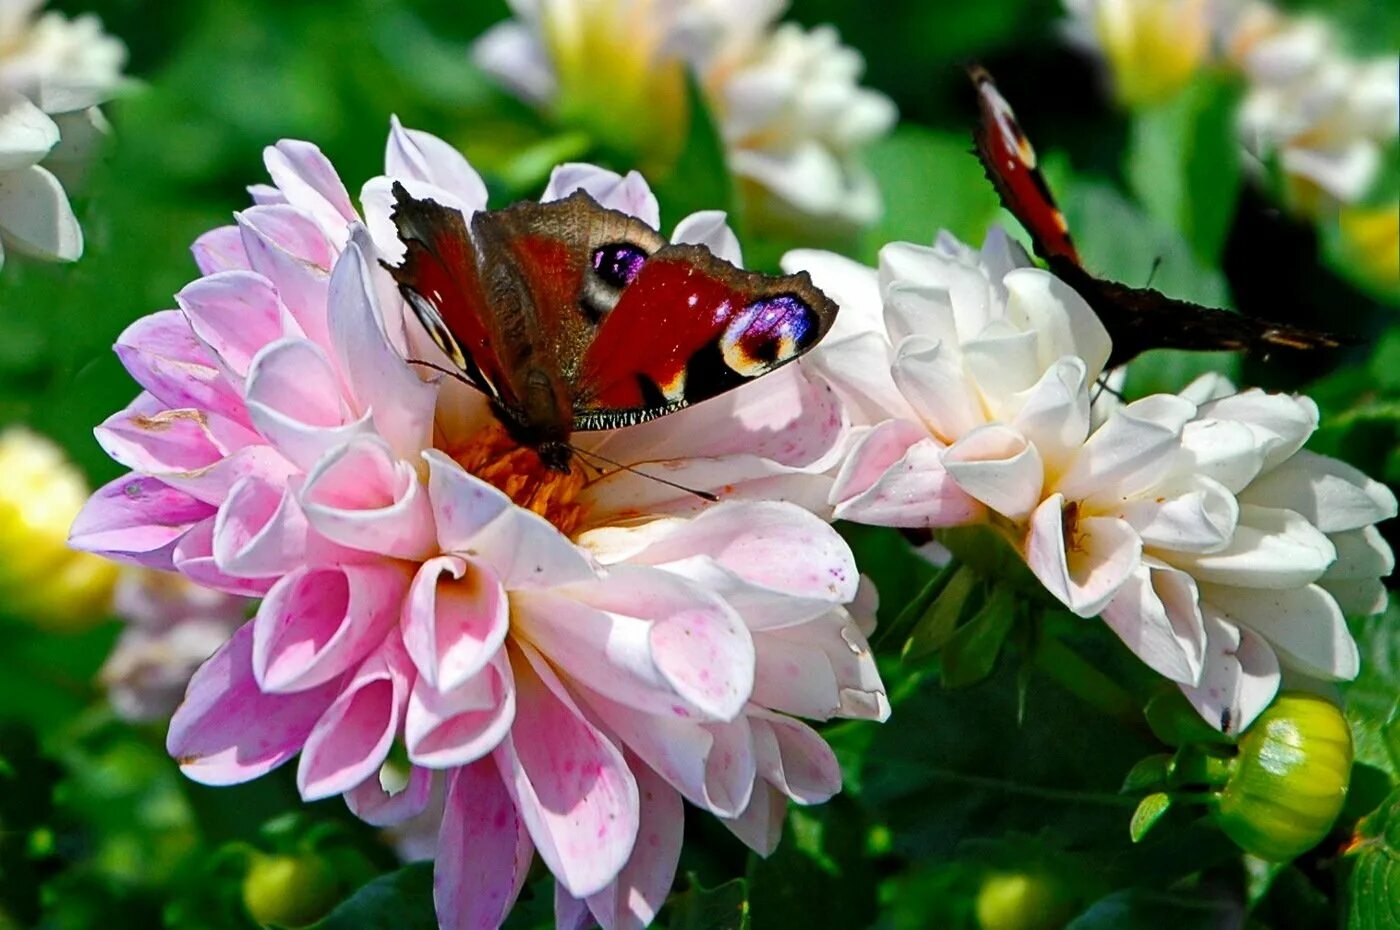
241,852 -> 341,928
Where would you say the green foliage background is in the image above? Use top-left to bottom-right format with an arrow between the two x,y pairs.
1,0 -> 1398,928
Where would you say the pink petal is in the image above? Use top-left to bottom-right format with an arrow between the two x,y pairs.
672,210 -> 742,264
345,764 -> 433,827
580,688 -> 756,818
245,336 -> 372,471
585,758 -> 683,930
1026,496 -> 1142,617
157,444 -> 297,507
405,652 -> 515,768
236,204 -> 334,351
300,437 -> 435,560
263,140 -> 357,245
212,475 -> 308,578
831,420 -> 983,528
516,566 -> 754,721
752,614 -> 889,721
172,518 -> 276,597
253,561 -> 410,693
942,424 -> 1045,522
385,118 -> 488,211
1179,611 -> 1280,734
424,450 -> 597,588
435,759 -> 534,930
542,165 -> 659,227
114,310 -> 250,427
802,330 -> 916,426
494,643 -> 640,898
69,474 -> 215,568
328,226 -> 438,462
297,638 -> 414,800
402,555 -> 509,691
191,225 -> 251,274
177,271 -> 301,380
748,711 -> 841,805
582,454 -> 835,524
722,781 -> 785,856
167,621 -> 342,785
95,405 -> 227,475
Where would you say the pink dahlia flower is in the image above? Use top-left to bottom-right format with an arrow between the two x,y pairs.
70,122 -> 885,929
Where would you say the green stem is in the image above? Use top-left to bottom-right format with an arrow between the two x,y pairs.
871,557 -> 960,653
1033,635 -> 1140,724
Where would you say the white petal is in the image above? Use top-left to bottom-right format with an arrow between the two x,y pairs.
1180,612 -> 1280,734
942,424 -> 1044,522
1203,583 -> 1358,680
0,163 -> 80,260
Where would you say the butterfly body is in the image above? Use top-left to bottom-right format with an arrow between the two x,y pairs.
968,65 -> 1348,367
386,183 -> 836,471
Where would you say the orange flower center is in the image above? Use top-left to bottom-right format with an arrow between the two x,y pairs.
450,422 -> 586,537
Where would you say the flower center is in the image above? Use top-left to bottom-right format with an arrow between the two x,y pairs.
449,422 -> 587,537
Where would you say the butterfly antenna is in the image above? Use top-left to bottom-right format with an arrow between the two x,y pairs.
407,358 -> 475,388
1091,372 -> 1126,404
568,445 -> 720,503
1144,256 -> 1163,289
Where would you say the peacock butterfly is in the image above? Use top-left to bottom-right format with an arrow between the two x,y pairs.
384,182 -> 837,471
968,65 -> 1349,368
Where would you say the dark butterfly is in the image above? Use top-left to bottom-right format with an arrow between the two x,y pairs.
385,182 -> 836,472
968,65 -> 1348,368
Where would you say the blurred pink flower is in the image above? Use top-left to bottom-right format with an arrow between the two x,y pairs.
71,122 -> 884,930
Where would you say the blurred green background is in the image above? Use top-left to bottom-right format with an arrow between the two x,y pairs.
1,0 -> 1398,928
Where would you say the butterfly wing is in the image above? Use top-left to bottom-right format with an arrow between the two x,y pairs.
571,244 -> 838,430
969,64 -> 1080,266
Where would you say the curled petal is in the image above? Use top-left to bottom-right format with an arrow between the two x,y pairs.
891,335 -> 983,442
516,566 -> 754,721
1056,396 -> 1195,505
1196,390 -> 1318,473
749,711 -> 841,805
1166,504 -> 1336,589
69,475 -> 215,568
435,759 -> 534,930
345,763 -> 433,827
298,638 -> 414,801
168,622 -> 342,785
245,337 -> 372,472
157,444 -> 297,507
1027,495 -> 1142,617
1003,267 -> 1111,381
752,613 -> 889,721
403,555 -> 509,690
672,210 -> 741,264
177,271 -> 300,380
722,782 -> 786,856
253,561 -> 410,693
212,476 -> 308,578
191,225 -> 251,274
495,643 -> 639,899
385,117 -> 489,212
1009,356 -> 1091,472
301,437 -> 435,560
237,205 -> 334,350
96,405 -> 227,475
1115,475 -> 1239,555
542,165 -> 659,228
114,310 -> 250,427
263,140 -> 358,246
173,518 -> 276,597
942,424 -> 1045,523
1101,564 -> 1206,685
406,652 -> 515,768
1179,612 -> 1281,734
832,420 -> 983,528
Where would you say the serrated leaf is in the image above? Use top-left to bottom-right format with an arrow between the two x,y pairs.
1129,793 -> 1172,843
939,585 -> 1015,689
307,863 -> 437,930
669,877 -> 751,930
1347,788 -> 1400,930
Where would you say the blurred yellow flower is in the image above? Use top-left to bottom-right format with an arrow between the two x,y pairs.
1066,0 -> 1211,107
1337,203 -> 1400,291
0,426 -> 118,628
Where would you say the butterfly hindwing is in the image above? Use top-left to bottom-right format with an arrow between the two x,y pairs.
573,245 -> 838,430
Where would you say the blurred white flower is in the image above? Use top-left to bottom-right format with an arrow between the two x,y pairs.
473,0 -> 895,229
1223,2 -> 1397,210
0,0 -> 126,270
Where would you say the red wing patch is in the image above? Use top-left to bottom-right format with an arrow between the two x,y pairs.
573,245 -> 837,429
969,65 -> 1080,266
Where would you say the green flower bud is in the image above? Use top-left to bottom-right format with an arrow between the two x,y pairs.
974,871 -> 1075,930
242,851 -> 340,928
1215,693 -> 1353,862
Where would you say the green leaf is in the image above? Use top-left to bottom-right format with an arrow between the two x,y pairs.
1119,755 -> 1172,793
1128,793 -> 1172,843
903,565 -> 978,662
746,802 -> 878,930
651,75 -> 734,231
1346,788 -> 1400,930
862,126 -> 1003,262
668,876 -> 751,930
307,863 -> 437,930
1125,76 -> 1244,264
939,585 -> 1015,689
1344,603 -> 1400,785
1066,888 -> 1243,929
